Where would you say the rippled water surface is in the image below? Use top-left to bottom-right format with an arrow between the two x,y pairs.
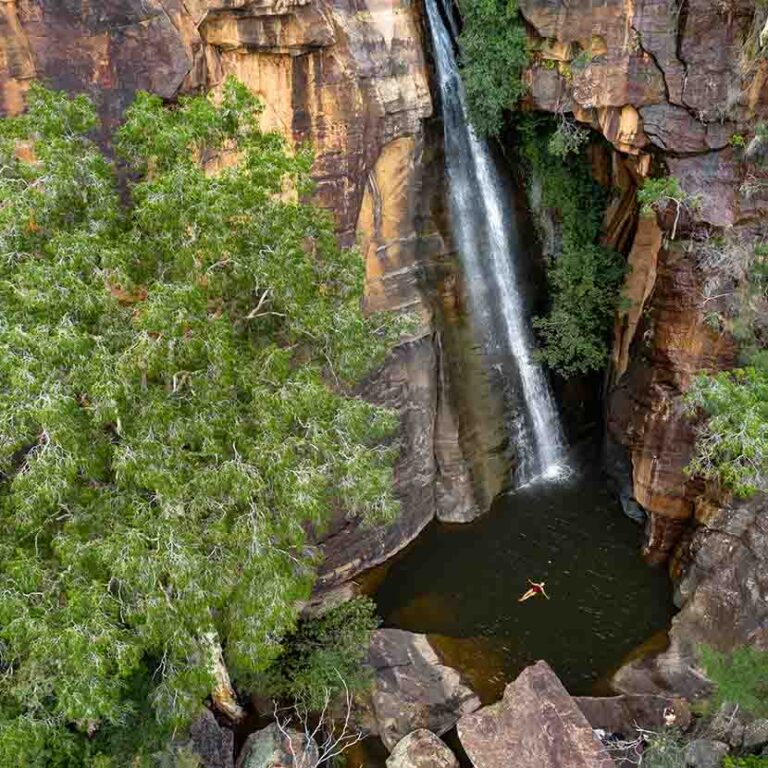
374,447 -> 674,701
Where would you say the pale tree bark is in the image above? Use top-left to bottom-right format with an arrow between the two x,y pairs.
203,632 -> 246,723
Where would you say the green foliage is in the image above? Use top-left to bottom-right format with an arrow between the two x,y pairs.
258,597 -> 379,708
571,49 -> 593,69
641,729 -> 687,768
637,175 -> 689,216
686,367 -> 768,496
730,133 -> 747,148
0,81 -> 403,765
546,117 -> 591,159
459,0 -> 529,136
686,235 -> 768,497
700,645 -> 768,717
519,116 -> 626,376
638,175 -> 698,239
725,757 -> 768,768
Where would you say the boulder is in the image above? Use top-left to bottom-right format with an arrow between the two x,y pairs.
236,723 -> 318,768
613,496 -> 768,699
575,694 -> 691,739
708,703 -> 747,750
368,629 -> 481,750
386,730 -> 458,768
684,739 -> 728,768
743,719 -> 768,752
187,709 -> 235,768
457,661 -> 615,768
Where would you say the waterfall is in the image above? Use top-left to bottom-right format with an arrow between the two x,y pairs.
424,0 -> 567,482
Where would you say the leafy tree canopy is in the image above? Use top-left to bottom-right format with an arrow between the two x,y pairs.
0,80 -> 402,766
686,366 -> 768,497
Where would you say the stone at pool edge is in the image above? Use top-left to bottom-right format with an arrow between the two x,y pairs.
368,628 -> 481,751
575,693 -> 691,739
386,730 -> 459,768
235,723 -> 318,768
457,660 -> 616,768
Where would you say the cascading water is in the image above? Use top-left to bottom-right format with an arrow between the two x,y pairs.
424,0 -> 568,483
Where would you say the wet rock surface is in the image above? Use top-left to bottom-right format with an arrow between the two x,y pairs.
457,661 -> 615,768
368,628 -> 481,750
385,730 -> 458,768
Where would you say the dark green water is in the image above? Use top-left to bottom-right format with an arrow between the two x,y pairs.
374,445 -> 674,701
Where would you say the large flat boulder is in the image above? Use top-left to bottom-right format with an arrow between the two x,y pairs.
369,629 -> 481,750
457,661 -> 615,768
386,730 -> 458,768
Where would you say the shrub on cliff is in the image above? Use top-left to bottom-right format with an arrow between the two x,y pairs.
0,81 -> 402,766
519,116 -> 626,377
686,367 -> 768,497
459,0 -> 529,136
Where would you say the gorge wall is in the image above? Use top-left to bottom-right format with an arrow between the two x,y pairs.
4,0 -> 768,699
521,0 -> 768,553
517,0 -> 768,694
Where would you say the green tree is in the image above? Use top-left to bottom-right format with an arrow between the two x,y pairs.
0,81 -> 402,766
519,117 -> 626,377
459,0 -> 529,136
686,367 -> 768,497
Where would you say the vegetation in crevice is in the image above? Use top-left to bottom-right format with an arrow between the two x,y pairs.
518,115 -> 626,377
0,81 -> 401,766
458,0 -> 529,136
638,175 -> 699,241
700,644 -> 768,718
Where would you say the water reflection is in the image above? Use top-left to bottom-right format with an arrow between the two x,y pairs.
375,443 -> 674,697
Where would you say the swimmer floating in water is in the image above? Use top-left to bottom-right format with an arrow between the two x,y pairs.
518,580 -> 549,602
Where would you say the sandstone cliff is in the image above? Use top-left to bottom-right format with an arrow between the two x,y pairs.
515,0 -> 768,698
521,0 -> 768,560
